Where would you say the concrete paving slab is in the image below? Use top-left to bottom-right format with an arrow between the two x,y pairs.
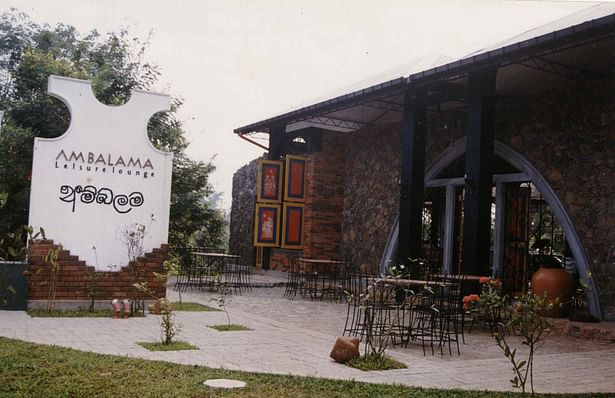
1,285 -> 614,393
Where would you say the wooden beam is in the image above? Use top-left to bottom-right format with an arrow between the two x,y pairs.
462,69 -> 497,276
492,181 -> 506,278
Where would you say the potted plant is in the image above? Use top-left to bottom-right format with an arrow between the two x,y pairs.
529,239 -> 572,318
0,192 -> 31,310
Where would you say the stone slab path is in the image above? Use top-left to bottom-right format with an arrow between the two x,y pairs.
1,282 -> 615,394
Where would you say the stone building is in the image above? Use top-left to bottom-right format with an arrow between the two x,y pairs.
230,4 -> 615,319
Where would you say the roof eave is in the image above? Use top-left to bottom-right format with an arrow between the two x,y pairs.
234,12 -> 615,136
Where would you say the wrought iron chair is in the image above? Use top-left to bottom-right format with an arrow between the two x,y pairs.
342,269 -> 371,336
283,251 -> 304,299
406,273 -> 464,355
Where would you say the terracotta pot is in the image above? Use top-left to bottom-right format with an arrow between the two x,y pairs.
531,267 -> 573,318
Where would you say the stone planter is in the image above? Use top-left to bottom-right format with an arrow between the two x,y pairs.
0,261 -> 28,310
531,267 -> 573,318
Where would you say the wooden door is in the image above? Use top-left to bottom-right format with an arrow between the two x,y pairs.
503,184 -> 531,296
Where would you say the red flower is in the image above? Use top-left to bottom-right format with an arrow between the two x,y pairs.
463,294 -> 480,311
479,276 -> 490,284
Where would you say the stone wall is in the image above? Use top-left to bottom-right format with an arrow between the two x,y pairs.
27,240 -> 167,308
228,79 -> 615,317
229,158 -> 259,264
336,79 -> 615,316
340,114 -> 465,272
494,80 -> 615,318
341,124 -> 401,272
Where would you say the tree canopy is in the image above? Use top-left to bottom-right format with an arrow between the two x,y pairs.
0,9 -> 226,249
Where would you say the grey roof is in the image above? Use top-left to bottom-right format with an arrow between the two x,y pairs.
235,3 -> 615,135
465,2 -> 615,57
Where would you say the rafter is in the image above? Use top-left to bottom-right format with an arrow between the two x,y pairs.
290,116 -> 371,132
362,100 -> 404,113
517,57 -> 608,81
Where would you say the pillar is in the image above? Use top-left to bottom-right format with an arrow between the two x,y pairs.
398,90 -> 427,265
462,69 -> 497,276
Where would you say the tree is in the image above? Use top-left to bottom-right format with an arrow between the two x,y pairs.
0,9 -> 225,249
0,122 -> 35,235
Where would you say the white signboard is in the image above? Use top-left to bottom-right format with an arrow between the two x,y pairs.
29,75 -> 173,270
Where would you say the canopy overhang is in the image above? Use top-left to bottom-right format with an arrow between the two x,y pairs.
234,4 -> 615,139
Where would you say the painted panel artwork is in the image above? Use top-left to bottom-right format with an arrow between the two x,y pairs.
282,203 -> 304,249
284,155 -> 307,202
254,204 -> 281,247
257,160 -> 283,203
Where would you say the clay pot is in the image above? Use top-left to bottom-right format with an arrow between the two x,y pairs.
531,267 -> 573,318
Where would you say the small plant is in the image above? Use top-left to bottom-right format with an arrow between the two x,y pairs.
135,254 -> 183,317
120,222 -> 148,264
364,283 -> 395,359
1,225 -> 44,262
388,257 -> 425,279
157,298 -> 180,345
345,281 -> 409,370
43,245 -> 62,312
466,277 -> 508,332
81,246 -> 115,312
0,193 -> 45,308
209,274 -> 251,331
362,301 -> 390,359
0,192 -> 16,307
139,297 -> 194,350
212,273 -> 232,327
119,218 -> 153,315
0,283 -> 16,307
133,281 -> 156,303
161,254 -> 182,304
83,269 -> 101,312
493,291 -> 553,395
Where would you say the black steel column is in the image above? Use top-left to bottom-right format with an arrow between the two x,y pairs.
462,69 -> 497,276
398,91 -> 427,264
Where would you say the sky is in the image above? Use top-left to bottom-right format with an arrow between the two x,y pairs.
0,0 -> 602,210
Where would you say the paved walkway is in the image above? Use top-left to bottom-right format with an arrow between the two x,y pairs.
1,271 -> 615,394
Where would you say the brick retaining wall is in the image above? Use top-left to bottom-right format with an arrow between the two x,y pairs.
27,240 -> 168,306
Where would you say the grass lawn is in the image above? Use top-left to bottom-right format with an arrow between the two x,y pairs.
137,341 -> 199,351
209,324 -> 252,332
0,337 -> 611,398
27,309 -> 146,318
172,302 -> 220,311
347,354 -> 407,371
